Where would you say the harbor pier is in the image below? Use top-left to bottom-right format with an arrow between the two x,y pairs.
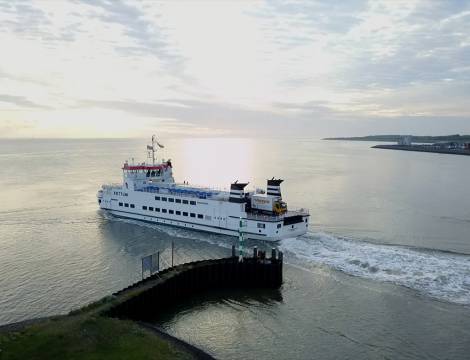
0,248 -> 283,359
105,248 -> 283,321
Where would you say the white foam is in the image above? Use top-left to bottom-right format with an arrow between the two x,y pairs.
105,213 -> 470,305
280,232 -> 470,305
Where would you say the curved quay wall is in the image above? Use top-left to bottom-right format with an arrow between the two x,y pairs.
105,252 -> 283,321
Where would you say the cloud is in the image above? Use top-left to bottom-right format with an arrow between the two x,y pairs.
0,0 -> 469,138
79,0 -> 186,72
0,94 -> 49,109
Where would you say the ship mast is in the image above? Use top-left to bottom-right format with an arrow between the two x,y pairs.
148,135 -> 164,165
151,135 -> 156,165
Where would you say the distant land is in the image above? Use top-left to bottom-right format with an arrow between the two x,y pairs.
323,134 -> 470,143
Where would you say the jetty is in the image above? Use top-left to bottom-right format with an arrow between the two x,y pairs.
372,144 -> 470,156
0,248 -> 283,359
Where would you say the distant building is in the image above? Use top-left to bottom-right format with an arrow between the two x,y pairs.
398,135 -> 412,146
432,142 -> 467,150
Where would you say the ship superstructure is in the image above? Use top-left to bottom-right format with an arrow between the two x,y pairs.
97,136 -> 309,241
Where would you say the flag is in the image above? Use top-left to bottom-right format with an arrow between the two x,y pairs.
142,254 -> 152,276
151,253 -> 159,273
142,253 -> 159,279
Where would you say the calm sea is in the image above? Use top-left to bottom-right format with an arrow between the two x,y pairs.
1,138 -> 469,359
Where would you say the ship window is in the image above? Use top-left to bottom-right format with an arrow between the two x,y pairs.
161,197 -> 167,201
176,211 -> 181,215
124,203 -> 129,207
304,218 -> 308,223
130,204 -> 135,208
277,224 -> 281,228
142,206 -> 147,210
155,196 -> 160,201
182,200 -> 188,204
169,198 -> 174,203
197,214 -> 203,219
119,202 -> 123,206
149,207 -> 154,211
205,215 -> 212,221
190,201 -> 196,205
257,223 -> 266,229
169,210 -> 174,214
162,209 -> 167,213
190,213 -> 196,218
183,212 -> 188,216
155,208 -> 160,212
175,199 -> 181,204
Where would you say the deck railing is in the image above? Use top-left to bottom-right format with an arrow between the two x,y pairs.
102,183 -> 122,189
137,185 -> 229,201
246,208 -> 309,221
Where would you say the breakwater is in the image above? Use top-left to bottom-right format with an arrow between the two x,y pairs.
0,249 -> 283,360
372,144 -> 470,156
105,249 -> 283,321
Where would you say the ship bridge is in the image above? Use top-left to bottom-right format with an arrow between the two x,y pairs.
122,160 -> 174,190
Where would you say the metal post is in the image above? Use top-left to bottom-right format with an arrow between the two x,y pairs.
238,217 -> 244,262
271,248 -> 276,260
157,251 -> 160,273
232,245 -> 236,257
253,246 -> 258,259
141,257 -> 144,280
171,241 -> 174,267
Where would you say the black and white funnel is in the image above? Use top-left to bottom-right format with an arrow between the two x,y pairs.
229,181 -> 249,203
267,178 -> 283,198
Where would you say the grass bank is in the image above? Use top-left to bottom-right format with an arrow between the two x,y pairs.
0,314 -> 194,360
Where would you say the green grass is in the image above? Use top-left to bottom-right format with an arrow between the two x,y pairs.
0,315 -> 193,360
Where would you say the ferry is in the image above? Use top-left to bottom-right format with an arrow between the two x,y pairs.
97,136 -> 309,241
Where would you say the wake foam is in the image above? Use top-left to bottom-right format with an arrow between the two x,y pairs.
104,213 -> 470,305
280,232 -> 470,305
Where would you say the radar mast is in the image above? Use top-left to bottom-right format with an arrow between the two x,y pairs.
147,135 -> 165,165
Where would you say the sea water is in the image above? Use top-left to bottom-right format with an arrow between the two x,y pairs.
0,138 -> 469,359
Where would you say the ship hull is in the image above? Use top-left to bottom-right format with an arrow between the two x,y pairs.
98,187 -> 309,242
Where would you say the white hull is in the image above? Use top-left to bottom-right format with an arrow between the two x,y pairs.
98,187 -> 309,241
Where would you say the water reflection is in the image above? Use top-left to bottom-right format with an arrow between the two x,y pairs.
153,288 -> 283,325
153,286 -> 283,357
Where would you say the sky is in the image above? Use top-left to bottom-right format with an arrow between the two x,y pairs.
1,0 -> 470,138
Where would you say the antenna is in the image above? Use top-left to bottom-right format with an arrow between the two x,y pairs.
148,134 -> 165,165
151,135 -> 156,165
